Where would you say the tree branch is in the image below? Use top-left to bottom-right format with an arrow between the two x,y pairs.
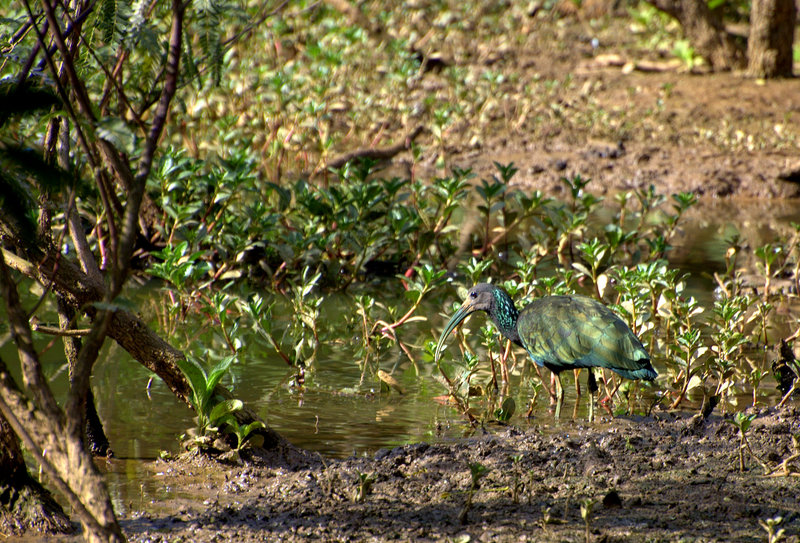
0,250 -> 62,420
0,389 -> 106,540
116,0 -> 186,294
1,246 -> 192,403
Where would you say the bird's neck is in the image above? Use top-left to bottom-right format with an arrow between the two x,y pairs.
491,289 -> 522,346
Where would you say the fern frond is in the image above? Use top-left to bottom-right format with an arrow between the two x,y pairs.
94,0 -> 133,47
196,0 -> 224,86
123,0 -> 149,49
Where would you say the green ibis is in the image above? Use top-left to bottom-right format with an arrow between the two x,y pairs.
434,283 -> 657,419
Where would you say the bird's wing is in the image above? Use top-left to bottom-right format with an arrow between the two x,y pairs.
518,296 -> 649,375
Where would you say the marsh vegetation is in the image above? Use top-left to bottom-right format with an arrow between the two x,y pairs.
1,0 -> 799,541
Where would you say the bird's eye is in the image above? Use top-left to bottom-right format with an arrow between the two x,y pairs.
469,291 -> 477,298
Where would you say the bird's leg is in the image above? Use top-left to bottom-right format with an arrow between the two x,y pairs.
572,368 -> 583,420
599,370 -> 614,406
598,371 -> 615,416
601,375 -> 623,411
587,369 -> 599,422
489,350 -> 499,393
554,373 -> 564,420
500,341 -> 512,393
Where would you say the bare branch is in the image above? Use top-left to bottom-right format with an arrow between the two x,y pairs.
0,249 -> 62,420
67,201 -> 103,284
1,246 -> 192,403
116,0 -> 187,294
31,322 -> 92,336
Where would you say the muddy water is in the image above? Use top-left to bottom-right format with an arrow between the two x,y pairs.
4,199 -> 799,510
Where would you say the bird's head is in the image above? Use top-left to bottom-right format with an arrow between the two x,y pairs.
434,283 -> 510,361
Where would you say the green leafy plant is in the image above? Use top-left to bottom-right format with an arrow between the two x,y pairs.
148,242 -> 212,300
755,243 -> 786,301
759,516 -> 786,543
494,396 -> 516,423
580,498 -> 595,543
509,454 -> 524,503
708,296 -> 750,403
176,355 -> 242,442
672,39 -> 701,70
458,462 -> 489,524
219,416 -> 266,451
353,471 -> 376,502
669,328 -> 707,409
727,412 -> 770,474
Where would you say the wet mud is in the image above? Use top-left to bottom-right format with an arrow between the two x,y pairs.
110,408 -> 800,542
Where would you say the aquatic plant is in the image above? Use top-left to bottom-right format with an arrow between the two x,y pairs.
177,356 -> 240,439
142,154 -> 800,427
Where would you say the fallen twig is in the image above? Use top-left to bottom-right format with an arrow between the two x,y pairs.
314,125 -> 424,174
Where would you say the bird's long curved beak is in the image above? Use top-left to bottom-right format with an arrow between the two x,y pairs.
434,299 -> 477,362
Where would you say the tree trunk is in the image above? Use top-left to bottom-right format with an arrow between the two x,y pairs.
747,0 -> 796,77
58,298 -> 113,457
647,0 -> 747,70
0,414 -> 74,536
0,255 -> 125,543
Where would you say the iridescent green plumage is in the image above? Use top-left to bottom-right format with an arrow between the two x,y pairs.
435,283 -> 657,419
519,295 -> 654,380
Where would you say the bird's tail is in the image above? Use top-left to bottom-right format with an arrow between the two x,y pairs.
614,363 -> 657,381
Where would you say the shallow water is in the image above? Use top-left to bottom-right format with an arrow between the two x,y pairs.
2,199 -> 799,508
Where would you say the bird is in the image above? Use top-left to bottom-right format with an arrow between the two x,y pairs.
435,283 -> 657,420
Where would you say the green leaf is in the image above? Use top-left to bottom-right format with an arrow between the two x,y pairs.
571,262 -> 593,277
494,396 -> 515,422
196,0 -> 224,85
242,420 -> 266,435
94,0 -> 132,45
208,398 -> 243,424
469,462 -> 489,482
206,355 -> 235,395
175,357 -> 209,407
